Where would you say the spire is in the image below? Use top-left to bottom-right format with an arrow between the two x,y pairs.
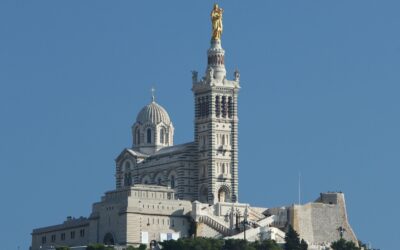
151,87 -> 155,102
207,4 -> 226,82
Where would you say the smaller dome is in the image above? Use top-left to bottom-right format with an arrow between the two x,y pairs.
136,101 -> 171,125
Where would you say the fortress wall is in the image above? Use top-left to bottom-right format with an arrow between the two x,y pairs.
310,203 -> 342,244
291,193 -> 358,245
292,203 -> 314,243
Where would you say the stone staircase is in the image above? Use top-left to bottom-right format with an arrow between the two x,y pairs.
224,215 -> 286,243
192,201 -> 285,240
254,215 -> 276,227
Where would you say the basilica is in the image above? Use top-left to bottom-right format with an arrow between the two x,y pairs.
31,5 -> 358,250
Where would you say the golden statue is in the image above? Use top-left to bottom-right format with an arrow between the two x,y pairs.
211,4 -> 223,40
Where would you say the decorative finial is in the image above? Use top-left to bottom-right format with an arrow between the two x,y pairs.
207,67 -> 214,81
211,4 -> 223,40
191,70 -> 198,83
234,67 -> 240,81
151,87 -> 155,102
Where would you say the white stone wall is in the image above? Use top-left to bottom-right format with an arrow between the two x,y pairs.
32,185 -> 192,249
31,219 -> 90,250
90,185 -> 192,245
93,203 -> 127,245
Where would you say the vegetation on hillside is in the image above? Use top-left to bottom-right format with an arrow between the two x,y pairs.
284,225 -> 308,250
159,238 -> 282,250
331,239 -> 361,250
86,243 -> 116,250
55,247 -> 70,250
73,227 -> 377,250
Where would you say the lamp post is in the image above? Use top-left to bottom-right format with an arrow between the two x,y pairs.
235,209 -> 242,230
337,226 -> 346,239
243,207 -> 249,240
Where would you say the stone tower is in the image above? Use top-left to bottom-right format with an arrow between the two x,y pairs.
192,6 -> 240,204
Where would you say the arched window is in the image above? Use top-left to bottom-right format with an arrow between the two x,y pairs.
170,175 -> 175,188
202,165 -> 207,178
135,128 -> 140,145
124,161 -> 132,186
215,95 -> 220,117
228,96 -> 233,118
124,172 -> 132,186
221,96 -> 227,117
147,128 -> 151,143
124,173 -> 127,186
197,97 -> 201,118
124,161 -> 131,171
205,96 -> 209,117
201,96 -> 205,117
160,128 -> 165,144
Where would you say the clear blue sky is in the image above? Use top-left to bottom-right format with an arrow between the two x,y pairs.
0,1 -> 399,249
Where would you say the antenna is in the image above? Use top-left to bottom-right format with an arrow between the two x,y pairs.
298,171 -> 301,205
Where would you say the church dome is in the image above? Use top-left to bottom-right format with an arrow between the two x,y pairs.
136,101 -> 171,125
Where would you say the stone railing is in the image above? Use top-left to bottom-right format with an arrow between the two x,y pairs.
198,215 -> 231,236
248,207 -> 265,221
254,215 -> 276,227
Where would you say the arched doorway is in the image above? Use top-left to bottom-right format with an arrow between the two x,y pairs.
218,189 -> 226,202
103,232 -> 115,245
218,186 -> 231,202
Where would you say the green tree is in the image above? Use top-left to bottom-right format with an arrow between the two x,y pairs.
249,239 -> 282,250
159,237 -> 282,250
300,239 -> 308,250
160,237 -> 223,250
158,238 -> 185,250
56,247 -> 70,250
86,243 -> 114,250
331,239 -> 360,250
126,245 -> 147,250
284,225 -> 307,250
223,239 -> 254,250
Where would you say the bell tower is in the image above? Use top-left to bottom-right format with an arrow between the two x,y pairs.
192,4 -> 240,204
